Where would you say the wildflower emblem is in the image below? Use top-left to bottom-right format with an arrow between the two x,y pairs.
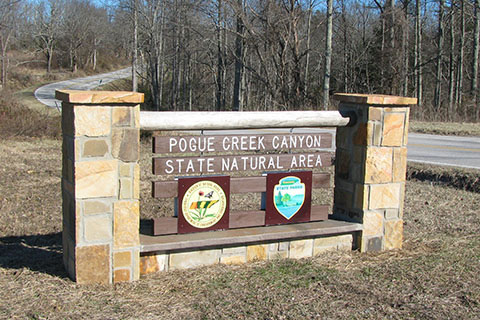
181,180 -> 227,229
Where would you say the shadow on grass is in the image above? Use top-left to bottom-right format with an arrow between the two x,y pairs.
0,232 -> 68,278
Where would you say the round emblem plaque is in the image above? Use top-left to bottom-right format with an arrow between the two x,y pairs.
181,180 -> 227,229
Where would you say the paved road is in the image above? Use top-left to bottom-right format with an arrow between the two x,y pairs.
34,69 -> 479,170
34,67 -> 131,108
408,133 -> 480,169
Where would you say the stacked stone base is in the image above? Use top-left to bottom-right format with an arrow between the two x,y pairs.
140,233 -> 354,274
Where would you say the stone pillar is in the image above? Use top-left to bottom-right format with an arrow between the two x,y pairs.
332,94 -> 416,252
58,90 -> 144,284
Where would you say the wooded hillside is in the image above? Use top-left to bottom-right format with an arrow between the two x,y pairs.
1,0 -> 479,121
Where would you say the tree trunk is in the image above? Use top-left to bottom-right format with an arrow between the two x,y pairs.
434,0 -> 444,114
455,0 -> 464,108
472,0 -> 480,110
132,0 -> 138,92
415,0 -> 423,110
304,0 -> 313,98
448,5 -> 455,119
322,0 -> 333,110
233,0 -> 245,111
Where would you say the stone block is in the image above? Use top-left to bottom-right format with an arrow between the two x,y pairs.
76,244 -> 110,284
335,127 -> 349,149
84,215 -> 112,242
133,164 -> 140,199
112,128 -> 139,162
393,147 -> 408,182
373,122 -> 382,146
313,235 -> 352,255
169,249 -> 221,270
335,149 -> 351,180
83,139 -> 108,158
382,113 -> 405,147
246,244 -> 268,262
114,251 -> 132,268
385,208 -> 399,220
385,219 -> 403,250
403,109 -> 410,146
268,243 -> 278,252
289,239 -> 313,259
221,253 -> 247,265
362,210 -> 383,236
140,254 -> 168,274
353,123 -> 373,146
368,107 -> 382,121
278,242 -> 289,251
354,184 -> 369,210
268,250 -> 288,260
119,163 -> 131,177
353,146 -> 364,164
114,200 -> 139,249
334,188 -> 353,209
133,105 -> 140,128
84,200 -> 111,215
120,178 -> 133,199
75,160 -> 117,199
365,147 -> 393,183
114,269 -> 130,283
369,183 -> 401,209
133,250 -> 140,280
112,107 -> 131,127
362,236 -> 383,252
61,103 -> 74,136
74,106 -> 111,137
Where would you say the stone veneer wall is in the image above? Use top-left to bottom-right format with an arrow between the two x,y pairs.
332,94 -> 416,252
140,235 -> 353,273
58,90 -> 144,284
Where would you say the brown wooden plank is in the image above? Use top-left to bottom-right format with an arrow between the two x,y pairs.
152,217 -> 178,236
153,133 -> 333,154
140,220 -> 363,252
229,210 -> 265,229
153,173 -> 331,198
153,152 -> 332,175
312,173 -> 330,188
310,205 -> 329,221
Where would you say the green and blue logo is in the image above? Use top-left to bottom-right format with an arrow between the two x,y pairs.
273,176 -> 305,219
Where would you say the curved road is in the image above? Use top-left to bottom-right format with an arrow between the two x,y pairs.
34,67 -> 131,108
34,69 -> 480,169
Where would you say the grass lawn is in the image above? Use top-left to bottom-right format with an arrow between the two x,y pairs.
1,136 -> 479,319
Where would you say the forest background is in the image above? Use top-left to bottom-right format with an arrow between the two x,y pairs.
1,0 -> 480,122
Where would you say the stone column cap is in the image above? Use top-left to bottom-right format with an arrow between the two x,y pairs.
56,90 -> 144,104
333,93 -> 417,106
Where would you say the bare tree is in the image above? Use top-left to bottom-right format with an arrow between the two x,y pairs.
322,0 -> 333,109
434,0 -> 444,114
33,0 -> 63,73
0,0 -> 20,88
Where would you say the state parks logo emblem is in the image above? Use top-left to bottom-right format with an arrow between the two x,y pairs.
265,171 -> 312,225
178,176 -> 230,233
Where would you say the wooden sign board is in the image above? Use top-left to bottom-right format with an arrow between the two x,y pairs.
265,171 -> 312,226
177,176 -> 230,234
153,152 -> 331,175
153,133 -> 332,154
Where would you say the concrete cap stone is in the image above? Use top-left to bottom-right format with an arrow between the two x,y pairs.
56,90 -> 144,104
333,93 -> 417,106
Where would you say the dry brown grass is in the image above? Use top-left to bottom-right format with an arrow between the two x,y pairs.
1,137 -> 479,319
410,120 -> 480,137
0,90 -> 61,139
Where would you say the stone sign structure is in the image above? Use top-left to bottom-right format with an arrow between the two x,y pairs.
57,90 -> 416,284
